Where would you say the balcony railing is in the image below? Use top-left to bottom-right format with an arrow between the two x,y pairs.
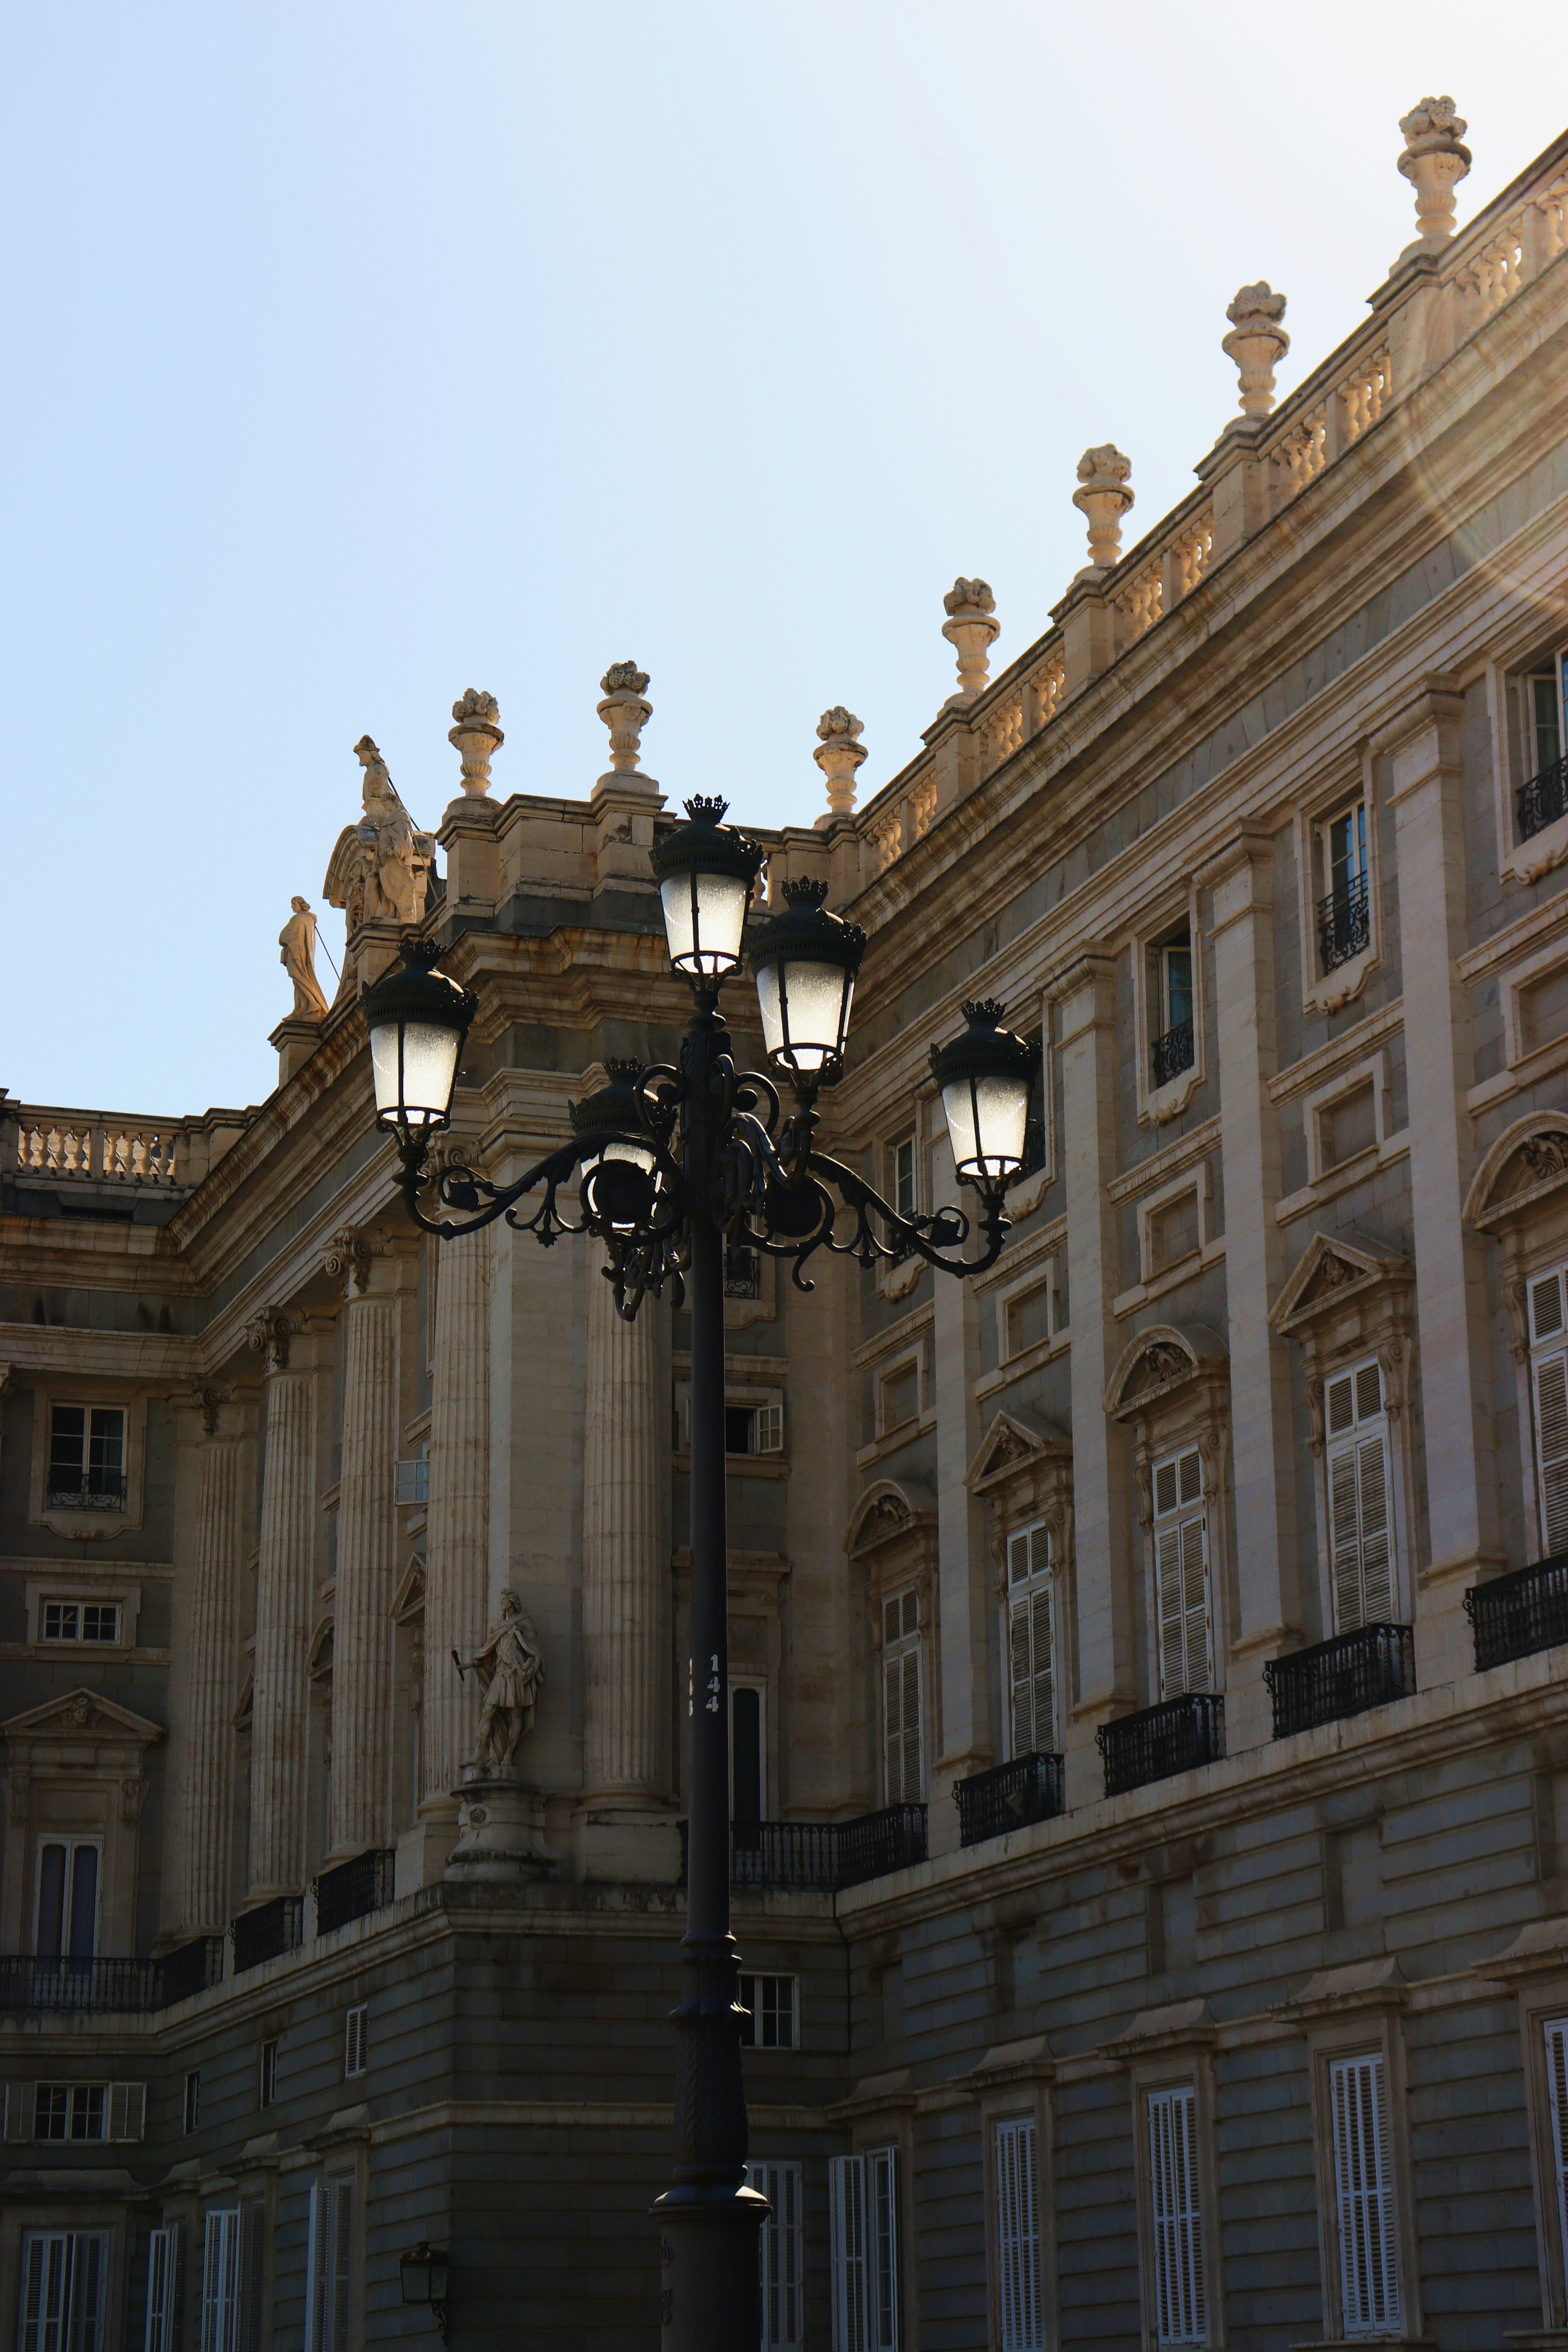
0,1956 -> 162,2014
1263,1623 -> 1416,1739
314,1848 -> 396,1937
1318,873 -> 1371,971
157,1935 -> 226,2007
45,1480 -> 127,1513
230,1895 -> 304,1975
1465,1555 -> 1568,1671
954,1753 -> 1065,1849
684,1806 -> 929,1892
1519,755 -> 1568,842
1097,1695 -> 1225,1798
1151,1021 -> 1195,1089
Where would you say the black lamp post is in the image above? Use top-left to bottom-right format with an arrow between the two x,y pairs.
364,800 -> 1032,2352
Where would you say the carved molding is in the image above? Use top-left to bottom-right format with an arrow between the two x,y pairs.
1465,1111 -> 1568,1236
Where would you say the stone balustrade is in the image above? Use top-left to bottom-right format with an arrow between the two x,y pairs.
6,1103 -> 249,1191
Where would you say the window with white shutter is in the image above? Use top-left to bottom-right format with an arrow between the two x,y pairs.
882,1591 -> 924,1805
829,2146 -> 900,2352
19,2234 -> 109,2352
1152,1449 -> 1211,1698
305,2179 -> 356,2352
344,2004 -> 367,2079
1532,1268 -> 1568,1557
200,2210 -> 240,2352
746,2160 -> 804,2350
1328,2051 -> 1401,2336
109,2081 -> 147,2141
1147,2085 -> 1207,2346
238,2200 -> 267,2352
1005,1526 -> 1056,1759
145,2225 -> 179,2352
994,2116 -> 1044,2352
1324,1360 -> 1395,1632
1544,2017 -> 1568,2306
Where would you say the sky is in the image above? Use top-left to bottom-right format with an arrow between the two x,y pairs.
5,1 -> 1567,1116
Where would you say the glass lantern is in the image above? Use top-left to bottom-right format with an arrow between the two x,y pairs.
928,999 -> 1033,1184
648,796 -> 764,980
362,939 -> 477,1149
571,1060 -> 658,1231
747,878 -> 867,1079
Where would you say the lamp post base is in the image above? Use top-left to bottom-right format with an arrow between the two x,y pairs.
652,2180 -> 769,2350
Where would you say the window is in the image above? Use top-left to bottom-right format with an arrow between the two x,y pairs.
18,2234 -> 108,2352
41,1599 -> 120,1643
1320,801 -> 1371,973
829,2146 -> 900,2352
145,2225 -> 180,2352
47,1403 -> 127,1510
725,1240 -> 762,1299
1521,653 -> 1568,837
200,2209 -> 240,2352
238,2202 -> 267,2352
344,2004 -> 367,2079
882,1590 -> 923,1805
1005,1525 -> 1056,1759
1004,1276 -> 1054,1361
725,1398 -> 784,1455
1530,1265 -> 1568,1556
34,2083 -> 105,2141
994,2116 -> 1044,2352
184,2069 -> 201,2134
1147,2086 -> 1207,2346
746,2160 -> 804,2350
34,1838 -> 100,1958
1018,1035 -> 1047,1181
305,2179 -> 355,2352
394,1455 -> 428,1506
1152,1448 -> 1211,1699
891,1136 -> 916,1220
1152,936 -> 1196,1088
1543,2016 -> 1568,2301
1328,2051 -> 1400,2336
879,1363 -> 919,1436
738,1974 -> 797,2049
259,2039 -> 278,2109
1325,1361 -> 1394,1630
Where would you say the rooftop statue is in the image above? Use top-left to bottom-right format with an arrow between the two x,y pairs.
278,895 -> 330,1022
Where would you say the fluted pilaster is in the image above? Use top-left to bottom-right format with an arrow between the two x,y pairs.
583,1256 -> 665,1795
248,1356 -> 320,1897
330,1275 -> 400,1855
423,1225 -> 491,1803
179,1430 -> 245,1930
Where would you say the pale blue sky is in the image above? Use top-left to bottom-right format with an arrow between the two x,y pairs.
6,2 -> 1566,1115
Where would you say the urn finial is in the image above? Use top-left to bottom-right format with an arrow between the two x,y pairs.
813,706 -> 867,819
940,578 -> 999,704
1221,283 -> 1290,419
1072,446 -> 1134,573
448,688 -> 503,798
597,661 -> 653,775
1397,95 -> 1471,253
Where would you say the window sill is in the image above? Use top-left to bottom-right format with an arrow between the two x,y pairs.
855,1409 -> 938,1473
1507,805 -> 1568,886
1276,1129 -> 1410,1225
1138,1060 -> 1202,1128
1302,941 -> 1379,1017
38,1508 -> 134,1544
975,1328 -> 1070,1403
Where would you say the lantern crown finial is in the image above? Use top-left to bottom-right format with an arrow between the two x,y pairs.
781,877 -> 830,910
684,794 -> 729,823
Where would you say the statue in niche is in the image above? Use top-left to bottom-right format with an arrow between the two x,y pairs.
461,1590 -> 546,1770
279,895 -> 330,1021
351,735 -> 434,929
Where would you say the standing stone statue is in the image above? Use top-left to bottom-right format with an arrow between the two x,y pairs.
461,1591 -> 545,1770
279,896 -> 330,1021
352,735 -> 434,928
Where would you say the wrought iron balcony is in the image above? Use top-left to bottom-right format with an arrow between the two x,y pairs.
0,1956 -> 162,2014
1263,1623 -> 1416,1739
315,1848 -> 397,1937
1151,1020 -> 1195,1089
1465,1554 -> 1568,1671
684,1805 -> 929,1892
44,1479 -> 127,1512
955,1752 -> 1065,1848
1318,872 -> 1371,971
1519,754 -> 1568,841
157,1934 -> 226,2006
1097,1694 -> 1225,1797
230,1894 -> 304,1975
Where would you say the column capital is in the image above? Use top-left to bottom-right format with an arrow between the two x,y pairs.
1374,673 -> 1464,796
1197,824 -> 1276,927
245,1305 -> 330,1372
183,1381 -> 256,1443
323,1224 -> 405,1301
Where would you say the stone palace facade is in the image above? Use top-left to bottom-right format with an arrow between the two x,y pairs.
5,95 -> 1568,2352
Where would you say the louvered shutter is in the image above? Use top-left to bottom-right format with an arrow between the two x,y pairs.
1546,2019 -> 1568,2303
1180,1515 -> 1209,1691
1329,2053 -> 1400,2335
109,2082 -> 146,2141
1356,1434 -> 1393,1619
884,1648 -> 922,1804
867,2145 -> 900,2352
995,2117 -> 1042,2352
304,2184 -> 328,2352
1327,1362 -> 1395,1633
201,2212 -> 239,2352
145,2225 -> 178,2352
1008,1584 -> 1055,1758
1536,1349 -> 1568,1557
238,2202 -> 265,2352
18,2237 -> 48,2352
330,2180 -> 353,2352
746,2161 -> 803,2350
1154,1452 -> 1209,1698
829,2153 -> 867,2352
1156,1525 -> 1187,1699
1148,2086 -> 1206,2345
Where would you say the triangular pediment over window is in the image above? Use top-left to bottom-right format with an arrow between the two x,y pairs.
2,1687 -> 163,1747
1269,1231 -> 1414,1337
965,1410 -> 1071,1495
392,1555 -> 426,1622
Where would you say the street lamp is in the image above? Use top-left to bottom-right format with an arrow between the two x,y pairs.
397,2242 -> 449,2340
365,798 -> 1031,2352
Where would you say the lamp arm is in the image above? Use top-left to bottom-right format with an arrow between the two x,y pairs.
391,1135 -> 588,1242
739,1145 -> 1011,1290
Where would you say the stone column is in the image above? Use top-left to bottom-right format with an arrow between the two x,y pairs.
1386,682 -> 1501,1671
1201,830 -> 1301,1750
1051,954 -> 1138,1789
327,1229 -> 406,1859
174,1390 -> 247,1933
930,1139 -> 989,1853
582,1247 -> 665,1797
246,1310 -> 328,1900
423,1223 -> 492,1809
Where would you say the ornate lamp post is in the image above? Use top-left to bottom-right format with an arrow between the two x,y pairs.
363,797 -> 1033,2352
